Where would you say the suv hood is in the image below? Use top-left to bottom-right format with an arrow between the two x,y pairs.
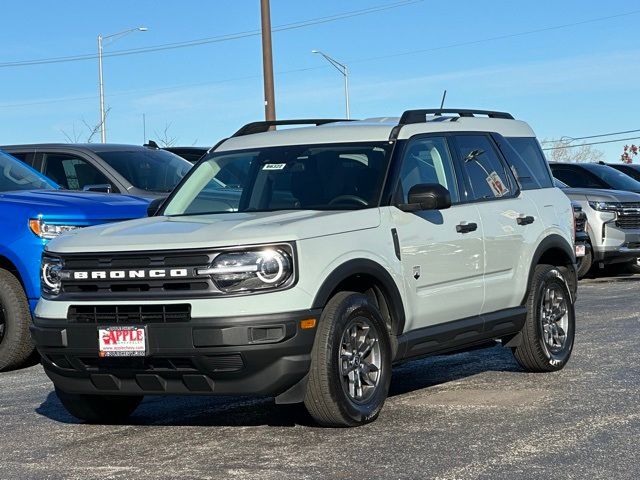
562,187 -> 640,204
46,209 -> 382,253
0,189 -> 150,223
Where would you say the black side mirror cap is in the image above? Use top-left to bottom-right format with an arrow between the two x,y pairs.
398,183 -> 452,212
147,197 -> 165,217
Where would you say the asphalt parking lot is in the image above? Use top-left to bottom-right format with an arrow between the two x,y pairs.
1,275 -> 638,480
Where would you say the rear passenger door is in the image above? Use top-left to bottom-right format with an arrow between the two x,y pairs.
391,135 -> 485,330
451,134 -> 541,314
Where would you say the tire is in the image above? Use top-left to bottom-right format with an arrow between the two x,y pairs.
576,246 -> 593,279
512,264 -> 575,373
0,268 -> 35,371
304,291 -> 392,427
56,387 -> 143,424
623,258 -> 640,275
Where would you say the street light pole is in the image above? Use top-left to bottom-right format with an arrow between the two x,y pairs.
260,0 -> 276,122
97,26 -> 147,143
98,34 -> 106,143
312,50 -> 350,119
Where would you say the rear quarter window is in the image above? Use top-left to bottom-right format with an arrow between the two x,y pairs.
503,137 -> 554,190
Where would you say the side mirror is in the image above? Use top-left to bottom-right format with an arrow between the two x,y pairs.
82,183 -> 112,193
398,183 -> 452,212
147,197 -> 165,217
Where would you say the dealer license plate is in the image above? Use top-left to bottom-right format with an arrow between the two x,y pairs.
98,326 -> 147,357
575,244 -> 586,257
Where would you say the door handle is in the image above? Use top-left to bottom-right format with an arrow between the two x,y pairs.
516,215 -> 535,226
456,222 -> 478,234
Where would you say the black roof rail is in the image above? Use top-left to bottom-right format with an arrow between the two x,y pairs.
231,119 -> 352,137
399,109 -> 514,124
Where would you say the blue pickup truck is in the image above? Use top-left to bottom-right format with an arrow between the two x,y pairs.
0,150 -> 149,370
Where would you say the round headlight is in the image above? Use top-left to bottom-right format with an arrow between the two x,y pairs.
41,257 -> 63,295
199,247 -> 294,293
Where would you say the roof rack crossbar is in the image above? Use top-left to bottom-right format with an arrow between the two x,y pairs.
399,109 -> 514,125
231,119 -> 353,137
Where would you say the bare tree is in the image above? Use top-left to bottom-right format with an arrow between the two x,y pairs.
60,107 -> 111,143
153,122 -> 178,147
543,138 -> 605,163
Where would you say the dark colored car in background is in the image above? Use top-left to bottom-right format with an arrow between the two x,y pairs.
549,161 -> 640,194
163,146 -> 208,164
2,143 -> 193,199
607,162 -> 640,183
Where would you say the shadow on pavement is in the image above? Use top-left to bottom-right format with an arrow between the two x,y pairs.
35,343 -> 522,427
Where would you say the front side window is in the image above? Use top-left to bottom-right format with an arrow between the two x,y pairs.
454,135 -> 513,201
397,136 -> 459,203
43,153 -> 113,191
97,150 -> 192,193
0,151 -> 56,192
551,167 -> 605,189
163,143 -> 392,216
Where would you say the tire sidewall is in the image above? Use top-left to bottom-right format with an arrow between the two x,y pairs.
533,267 -> 575,368
326,294 -> 391,424
0,272 -> 31,368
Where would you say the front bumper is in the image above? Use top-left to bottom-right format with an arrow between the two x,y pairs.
31,309 -> 320,397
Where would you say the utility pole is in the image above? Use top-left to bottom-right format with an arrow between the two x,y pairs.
260,0 -> 276,121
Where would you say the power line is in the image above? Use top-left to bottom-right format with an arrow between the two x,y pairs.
0,1 -> 422,68
347,9 -> 640,65
3,7 -> 638,109
542,136 -> 640,150
0,65 -> 324,109
540,128 -> 640,144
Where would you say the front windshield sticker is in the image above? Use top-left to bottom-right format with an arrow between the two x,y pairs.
486,171 -> 509,197
262,163 -> 286,170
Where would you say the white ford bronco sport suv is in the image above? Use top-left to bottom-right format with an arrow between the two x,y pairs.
34,109 -> 577,427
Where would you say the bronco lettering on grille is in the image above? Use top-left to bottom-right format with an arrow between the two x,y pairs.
71,269 -> 189,280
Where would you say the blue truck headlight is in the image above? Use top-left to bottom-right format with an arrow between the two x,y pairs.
29,217 -> 80,239
197,245 -> 294,293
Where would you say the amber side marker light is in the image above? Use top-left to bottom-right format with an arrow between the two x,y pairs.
300,318 -> 317,330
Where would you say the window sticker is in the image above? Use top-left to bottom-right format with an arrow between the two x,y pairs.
262,163 -> 286,171
486,171 -> 509,197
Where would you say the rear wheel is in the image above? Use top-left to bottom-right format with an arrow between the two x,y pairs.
0,269 -> 35,371
304,291 -> 391,427
512,264 -> 575,372
56,388 -> 143,424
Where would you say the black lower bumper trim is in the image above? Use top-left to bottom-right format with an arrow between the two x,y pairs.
33,309 -> 320,396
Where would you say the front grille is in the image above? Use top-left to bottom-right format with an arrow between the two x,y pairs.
615,214 -> 640,230
55,249 -> 218,300
68,304 -> 191,323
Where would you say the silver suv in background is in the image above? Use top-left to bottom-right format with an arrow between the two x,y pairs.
554,178 -> 640,276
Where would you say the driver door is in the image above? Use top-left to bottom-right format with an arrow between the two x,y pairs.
390,135 -> 484,332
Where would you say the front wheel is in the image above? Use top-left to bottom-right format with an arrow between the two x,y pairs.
576,245 -> 593,279
512,264 -> 575,372
0,268 -> 35,371
623,258 -> 640,274
56,388 -> 143,424
304,291 -> 392,427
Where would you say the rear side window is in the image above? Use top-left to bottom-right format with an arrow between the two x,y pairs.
453,135 -> 514,201
502,137 -> 554,189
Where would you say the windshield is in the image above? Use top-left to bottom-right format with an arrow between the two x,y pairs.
0,151 -> 57,192
163,142 -> 392,216
97,149 -> 192,192
583,163 -> 640,191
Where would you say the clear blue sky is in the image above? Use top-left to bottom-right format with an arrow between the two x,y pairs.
1,0 -> 638,162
